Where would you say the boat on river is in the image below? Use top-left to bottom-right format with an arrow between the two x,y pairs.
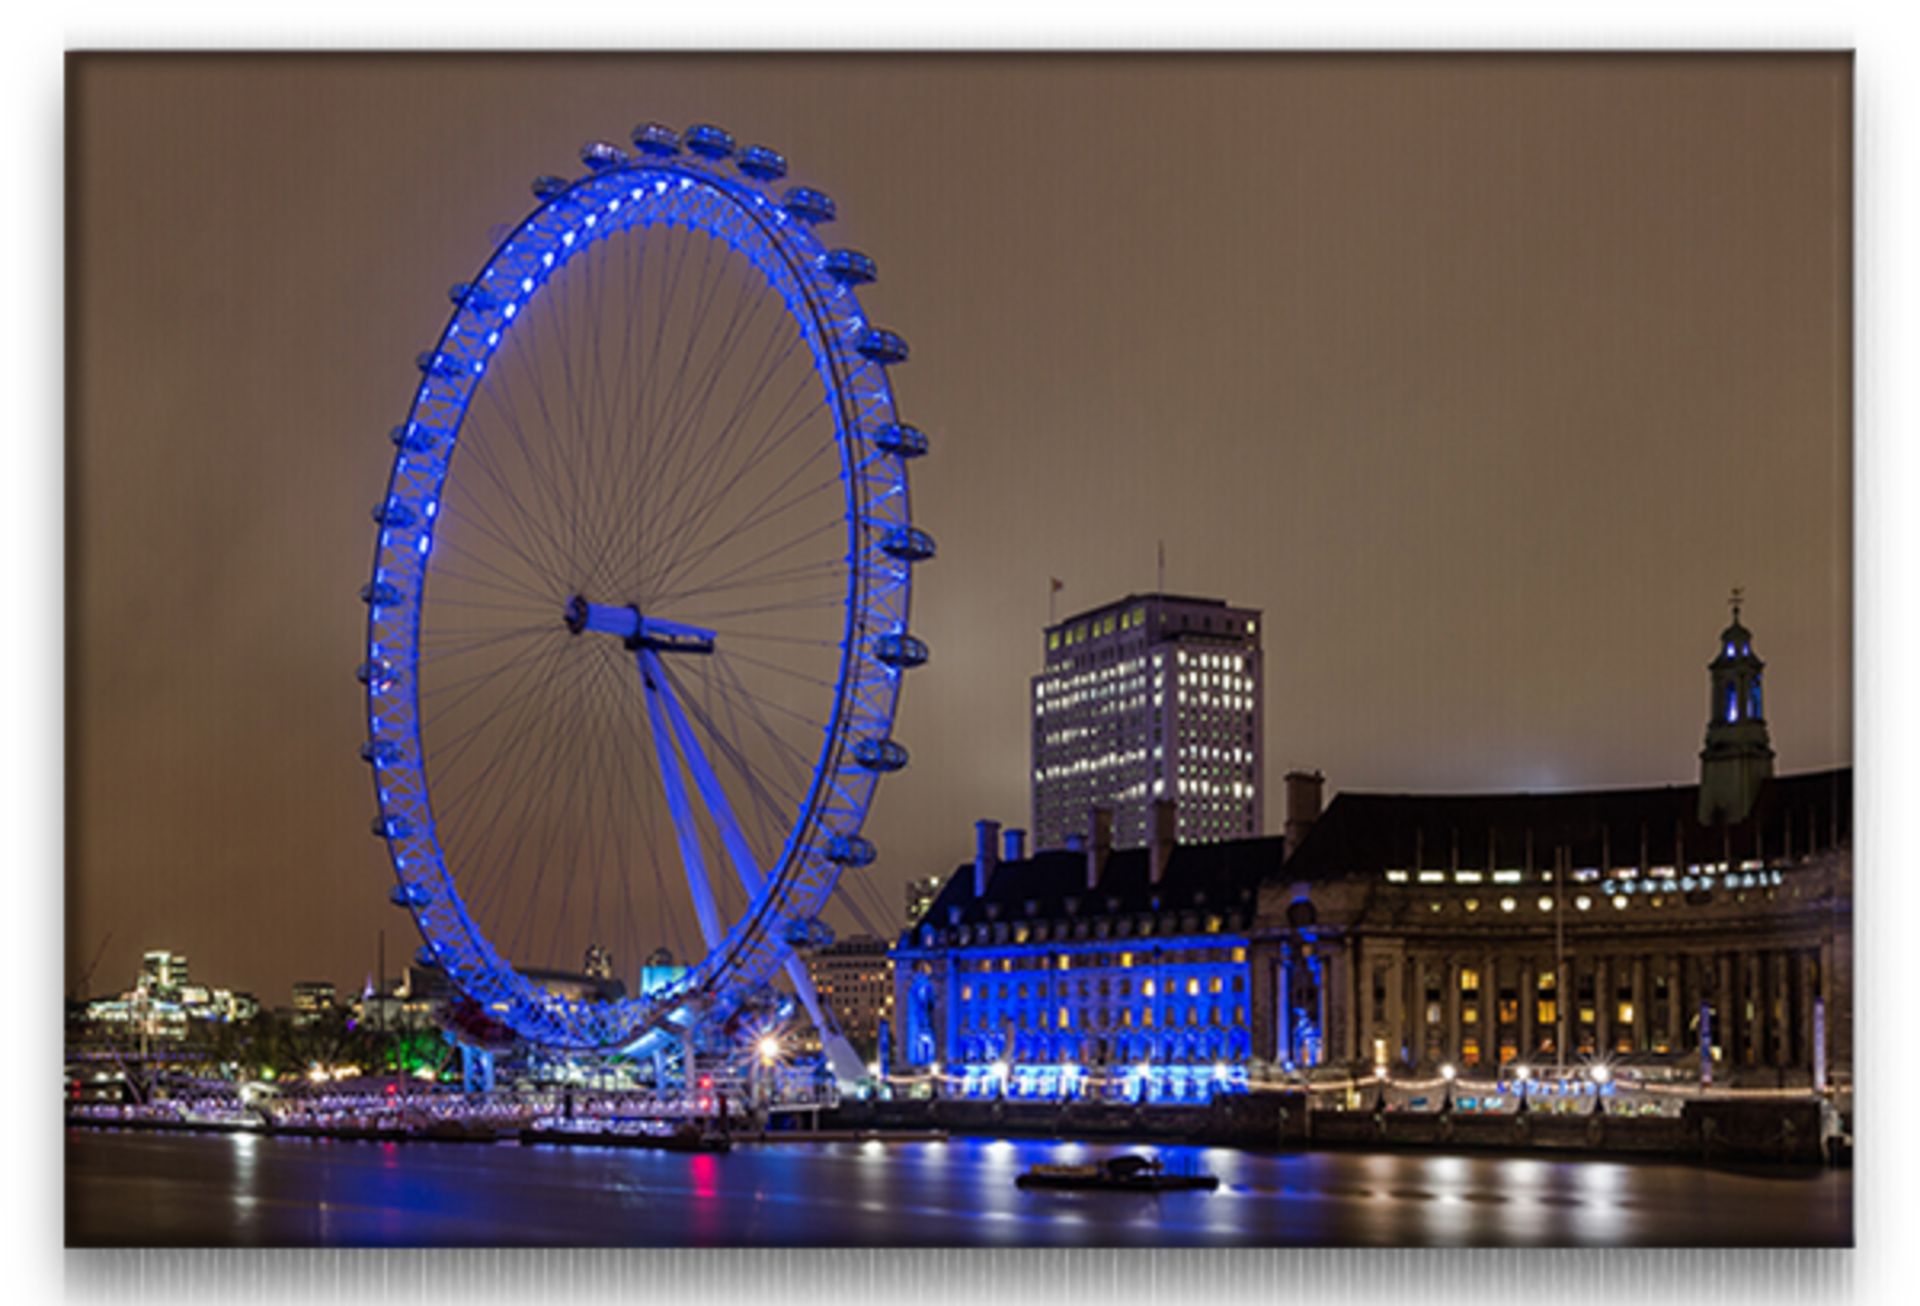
1016,1154 -> 1218,1192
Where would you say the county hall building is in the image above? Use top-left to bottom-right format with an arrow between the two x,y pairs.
893,601 -> 1851,1102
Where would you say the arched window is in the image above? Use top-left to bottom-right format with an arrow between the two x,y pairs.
1725,681 -> 1739,723
1749,675 -> 1763,720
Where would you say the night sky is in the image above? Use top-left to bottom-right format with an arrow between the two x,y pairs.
67,53 -> 1850,1006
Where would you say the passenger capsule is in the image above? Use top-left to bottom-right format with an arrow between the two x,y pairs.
856,328 -> 909,365
415,351 -> 463,380
872,632 -> 930,668
782,186 -> 836,224
782,916 -> 837,952
447,282 -> 497,310
870,422 -> 928,458
413,945 -> 440,970
532,174 -> 573,200
824,833 -> 877,868
356,660 -> 400,691
390,424 -> 439,454
389,882 -> 433,908
630,123 -> 681,156
880,525 -> 937,563
852,737 -> 910,772
580,140 -> 628,171
360,738 -> 402,767
822,249 -> 877,285
361,580 -> 404,608
371,499 -> 416,529
736,144 -> 787,181
372,813 -> 414,840
684,124 -> 736,160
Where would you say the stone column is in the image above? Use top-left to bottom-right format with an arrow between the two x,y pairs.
1768,951 -> 1789,1069
1479,951 -> 1498,1066
1518,954 -> 1535,1058
1445,955 -> 1463,1066
1665,953 -> 1683,1053
1355,939 -> 1374,1065
1630,955 -> 1648,1055
1797,949 -> 1817,1072
1556,957 -> 1573,1067
1728,948 -> 1743,1067
1594,956 -> 1612,1055
1385,943 -> 1406,1067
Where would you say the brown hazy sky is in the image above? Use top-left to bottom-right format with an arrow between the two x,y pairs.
68,53 -> 1850,1005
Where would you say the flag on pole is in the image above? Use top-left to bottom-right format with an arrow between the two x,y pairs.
1048,577 -> 1063,624
1050,578 -> 1064,593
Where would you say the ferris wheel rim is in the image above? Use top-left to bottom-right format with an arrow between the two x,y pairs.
359,136 -> 923,1052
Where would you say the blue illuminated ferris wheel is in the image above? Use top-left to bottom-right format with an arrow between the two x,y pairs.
359,122 -> 932,1060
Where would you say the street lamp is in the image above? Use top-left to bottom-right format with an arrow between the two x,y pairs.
756,1035 -> 781,1067
1589,1062 -> 1611,1116
1515,1064 -> 1532,1114
1440,1062 -> 1456,1114
1372,1063 -> 1388,1114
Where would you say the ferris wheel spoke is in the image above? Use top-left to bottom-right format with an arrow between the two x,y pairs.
431,534 -> 557,605
466,394 -> 581,589
444,416 -> 577,590
649,514 -> 844,615
639,364 -> 826,588
639,386 -> 831,597
646,458 -> 842,603
636,276 -> 784,549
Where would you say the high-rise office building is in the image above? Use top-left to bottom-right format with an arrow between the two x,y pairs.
1031,592 -> 1263,850
805,934 -> 895,1062
139,950 -> 189,996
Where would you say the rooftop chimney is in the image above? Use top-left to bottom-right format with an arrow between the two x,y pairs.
1149,798 -> 1177,885
1003,827 -> 1027,863
974,819 -> 1000,898
1087,805 -> 1114,891
1284,770 -> 1325,860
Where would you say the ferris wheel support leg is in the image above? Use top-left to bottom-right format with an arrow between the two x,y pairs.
643,650 -> 868,1086
639,657 -> 726,952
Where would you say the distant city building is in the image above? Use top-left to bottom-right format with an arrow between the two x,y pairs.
79,952 -> 259,1037
1031,593 -> 1263,851
904,876 -> 943,929
139,950 -> 189,997
291,981 -> 337,1025
805,935 -> 895,1061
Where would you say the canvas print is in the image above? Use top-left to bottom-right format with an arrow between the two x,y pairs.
66,52 -> 1852,1248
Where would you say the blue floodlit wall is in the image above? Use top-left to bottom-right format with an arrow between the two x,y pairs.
895,931 -> 1261,1103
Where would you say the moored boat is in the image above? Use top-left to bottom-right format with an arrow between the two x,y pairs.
1016,1154 -> 1218,1192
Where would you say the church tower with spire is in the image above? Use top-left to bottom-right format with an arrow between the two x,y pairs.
1698,589 -> 1775,825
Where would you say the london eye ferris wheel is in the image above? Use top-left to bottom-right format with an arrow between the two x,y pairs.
359,121 -> 932,1064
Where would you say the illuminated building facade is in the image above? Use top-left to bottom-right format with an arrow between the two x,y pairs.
1264,768 -> 1850,1087
806,934 -> 895,1061
893,805 -> 1266,1102
139,950 -> 189,996
290,981 -> 337,1026
1031,593 -> 1263,851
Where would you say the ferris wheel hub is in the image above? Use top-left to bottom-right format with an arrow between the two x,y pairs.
563,595 -> 715,654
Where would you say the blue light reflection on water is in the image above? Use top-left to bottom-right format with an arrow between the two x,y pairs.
65,1129 -> 1850,1249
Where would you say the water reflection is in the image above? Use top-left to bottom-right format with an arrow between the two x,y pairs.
65,1129 -> 1850,1249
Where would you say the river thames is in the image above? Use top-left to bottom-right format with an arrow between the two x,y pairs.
65,1128 -> 1849,1248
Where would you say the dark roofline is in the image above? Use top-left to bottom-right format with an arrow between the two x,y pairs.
1283,767 -> 1850,880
